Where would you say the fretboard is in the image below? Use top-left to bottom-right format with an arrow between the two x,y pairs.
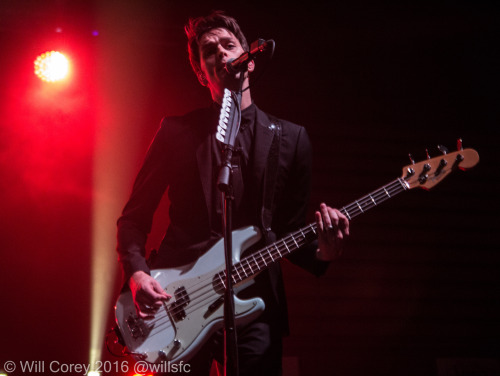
220,177 -> 409,285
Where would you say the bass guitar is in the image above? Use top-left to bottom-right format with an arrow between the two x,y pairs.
115,143 -> 479,364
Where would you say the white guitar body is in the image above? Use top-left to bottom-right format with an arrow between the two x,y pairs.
115,226 -> 266,364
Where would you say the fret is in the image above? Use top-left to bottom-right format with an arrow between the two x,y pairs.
294,235 -> 302,247
234,267 -> 242,282
292,236 -> 299,248
267,248 -> 275,262
261,253 -> 267,266
369,194 -> 377,206
343,208 -> 351,220
275,244 -> 282,258
383,187 -> 391,197
283,240 -> 291,254
240,263 -> 248,279
246,258 -> 254,275
252,254 -> 260,270
355,200 -> 364,213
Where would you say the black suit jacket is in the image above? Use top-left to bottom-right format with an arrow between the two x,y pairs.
117,104 -> 329,332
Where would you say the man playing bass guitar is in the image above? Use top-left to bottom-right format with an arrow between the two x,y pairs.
116,10 -> 349,375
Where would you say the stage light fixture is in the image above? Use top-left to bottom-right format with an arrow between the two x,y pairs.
34,51 -> 70,82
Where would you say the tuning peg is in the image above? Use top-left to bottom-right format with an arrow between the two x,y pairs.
408,153 -> 415,165
437,145 -> 449,155
457,138 -> 463,151
425,149 -> 431,159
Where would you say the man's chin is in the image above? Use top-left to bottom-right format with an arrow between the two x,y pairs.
221,74 -> 244,90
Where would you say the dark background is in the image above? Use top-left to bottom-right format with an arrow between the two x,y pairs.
0,1 -> 498,375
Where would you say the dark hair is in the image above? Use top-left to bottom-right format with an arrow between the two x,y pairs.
185,10 -> 249,75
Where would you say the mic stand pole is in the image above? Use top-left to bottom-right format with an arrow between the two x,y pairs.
220,169 -> 237,376
218,74 -> 245,376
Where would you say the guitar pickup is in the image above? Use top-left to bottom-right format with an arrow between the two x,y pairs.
169,286 -> 191,322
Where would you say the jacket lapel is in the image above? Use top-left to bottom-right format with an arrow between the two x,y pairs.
195,109 -> 217,230
196,134 -> 212,211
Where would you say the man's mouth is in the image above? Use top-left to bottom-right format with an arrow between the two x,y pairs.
217,63 -> 227,74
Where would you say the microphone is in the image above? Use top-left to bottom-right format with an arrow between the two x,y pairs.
225,38 -> 274,74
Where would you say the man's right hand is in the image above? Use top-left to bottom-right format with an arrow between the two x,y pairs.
129,271 -> 171,319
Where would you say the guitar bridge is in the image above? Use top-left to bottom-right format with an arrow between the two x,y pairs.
126,314 -> 148,339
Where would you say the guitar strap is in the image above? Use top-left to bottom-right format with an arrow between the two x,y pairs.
261,118 -> 281,243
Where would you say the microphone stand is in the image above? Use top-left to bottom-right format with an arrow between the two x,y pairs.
217,73 -> 245,376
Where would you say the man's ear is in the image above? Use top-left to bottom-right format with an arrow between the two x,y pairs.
197,71 -> 208,86
248,60 -> 255,73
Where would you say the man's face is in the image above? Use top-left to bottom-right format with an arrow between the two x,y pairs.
198,27 -> 250,101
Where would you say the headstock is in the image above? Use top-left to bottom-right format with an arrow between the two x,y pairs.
402,142 -> 479,190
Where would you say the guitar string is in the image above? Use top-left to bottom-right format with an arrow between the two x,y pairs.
148,223 -> 323,332
144,222 -> 319,336
141,179 -> 408,335
143,179 -> 407,334
170,178 -> 408,306
141,179 -> 407,335
147,219 -> 318,328
145,230 -> 317,337
178,178 -> 406,304
145,195 -> 402,338
341,178 -> 408,219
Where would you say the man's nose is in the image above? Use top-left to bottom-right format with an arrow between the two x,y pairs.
217,45 -> 227,60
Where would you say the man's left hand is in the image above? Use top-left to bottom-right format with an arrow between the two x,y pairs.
315,203 -> 350,261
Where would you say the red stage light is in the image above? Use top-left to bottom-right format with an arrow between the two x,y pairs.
34,51 -> 70,82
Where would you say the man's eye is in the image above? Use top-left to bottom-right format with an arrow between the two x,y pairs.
202,47 -> 216,57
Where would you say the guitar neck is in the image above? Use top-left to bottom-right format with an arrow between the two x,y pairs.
229,177 -> 409,284
340,177 -> 409,220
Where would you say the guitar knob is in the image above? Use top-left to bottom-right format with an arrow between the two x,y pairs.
450,153 -> 465,170
437,144 -> 449,155
418,174 -> 428,184
419,163 -> 431,183
406,167 -> 415,178
436,158 -> 448,176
